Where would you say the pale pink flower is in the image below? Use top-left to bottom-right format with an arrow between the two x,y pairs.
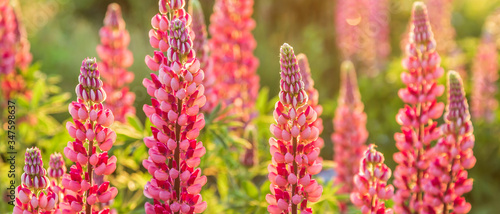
267,43 -> 323,214
332,61 -> 368,196
393,2 -> 445,213
209,0 -> 259,122
350,144 -> 394,214
97,3 -> 135,122
471,35 -> 498,123
142,1 -> 207,213
422,71 -> 475,214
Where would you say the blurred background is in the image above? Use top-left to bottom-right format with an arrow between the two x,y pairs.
2,0 -> 500,213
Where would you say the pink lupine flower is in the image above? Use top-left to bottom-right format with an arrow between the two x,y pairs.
332,61 -> 368,195
62,58 -> 118,214
423,71 -> 476,214
96,3 -> 135,123
393,2 -> 445,213
48,152 -> 66,180
297,54 -> 324,150
14,147 -> 57,214
209,0 -> 260,122
350,144 -> 394,214
142,1 -> 207,213
0,1 -> 32,100
267,43 -> 323,214
335,0 -> 390,75
471,35 -> 498,123
189,0 -> 217,113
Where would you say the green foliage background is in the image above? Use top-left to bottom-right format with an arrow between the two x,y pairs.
1,0 -> 500,213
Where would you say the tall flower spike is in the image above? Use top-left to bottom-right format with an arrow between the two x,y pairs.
209,0 -> 260,122
332,61 -> 368,196
335,0 -> 390,75
97,3 -> 136,123
62,58 -> 118,214
471,34 -> 498,123
350,144 -> 394,214
0,1 -> 32,101
297,54 -> 324,150
267,43 -> 323,214
142,1 -> 207,213
14,147 -> 57,214
393,2 -> 445,213
189,0 -> 217,113
423,71 -> 476,214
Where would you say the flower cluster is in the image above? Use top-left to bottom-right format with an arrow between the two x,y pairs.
96,3 -> 135,123
335,0 -> 390,75
267,43 -> 323,214
209,0 -> 259,123
0,1 -> 32,101
471,35 -> 498,123
47,152 -> 67,211
332,61 -> 368,196
297,54 -> 323,150
393,2 -> 445,213
14,147 -> 57,214
350,144 -> 394,214
142,1 -> 207,213
189,0 -> 217,113
423,71 -> 476,214
61,58 -> 118,214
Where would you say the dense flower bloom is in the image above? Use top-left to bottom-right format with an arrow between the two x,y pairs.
0,1 -> 32,101
350,144 -> 394,214
62,58 -> 118,214
332,61 -> 368,195
471,35 -> 498,123
297,54 -> 323,150
422,71 -> 476,214
14,147 -> 57,214
96,3 -> 135,123
267,43 -> 323,214
393,2 -> 445,213
335,0 -> 390,75
142,1 -> 207,213
209,0 -> 259,122
189,0 -> 217,114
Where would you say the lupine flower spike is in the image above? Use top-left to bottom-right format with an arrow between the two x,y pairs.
471,34 -> 498,123
61,58 -> 118,214
142,0 -> 207,213
267,43 -> 323,214
297,54 -> 324,150
209,0 -> 260,122
332,61 -> 368,196
0,0 -> 32,101
96,3 -> 135,123
47,152 -> 67,211
350,144 -> 394,214
189,0 -> 217,113
423,71 -> 476,214
14,147 -> 57,213
393,2 -> 445,213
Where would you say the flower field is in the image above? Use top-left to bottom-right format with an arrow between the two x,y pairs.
1,0 -> 500,213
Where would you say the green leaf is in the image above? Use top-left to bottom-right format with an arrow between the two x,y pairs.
30,79 -> 45,109
126,114 -> 144,132
242,180 -> 259,199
